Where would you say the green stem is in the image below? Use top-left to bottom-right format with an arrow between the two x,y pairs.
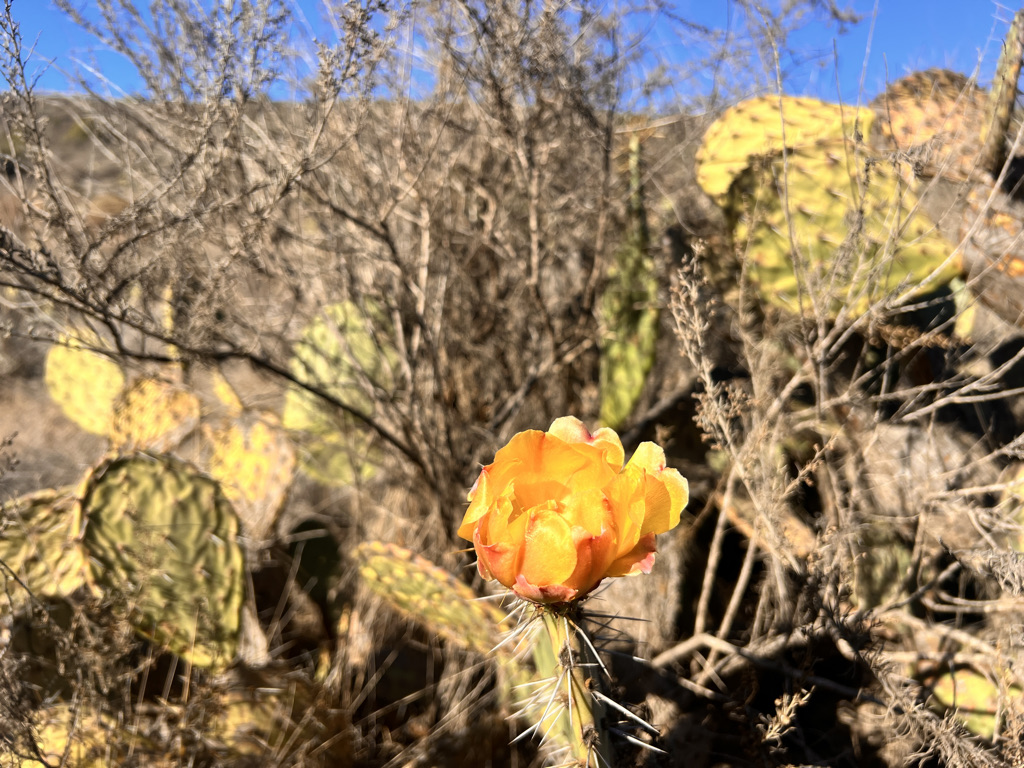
535,606 -> 614,767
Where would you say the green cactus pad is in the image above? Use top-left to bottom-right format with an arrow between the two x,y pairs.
930,668 -> 1022,739
282,301 -> 395,486
730,126 -> 960,318
600,133 -> 658,429
79,454 -> 245,670
697,96 -> 871,202
205,413 -> 296,542
353,541 -> 508,656
0,489 -> 88,613
44,330 -> 125,436
111,377 -> 201,452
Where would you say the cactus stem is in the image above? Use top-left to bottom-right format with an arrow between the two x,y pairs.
533,606 -> 615,767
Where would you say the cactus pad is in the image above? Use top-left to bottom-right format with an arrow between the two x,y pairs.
17,704 -> 121,768
870,69 -> 986,182
283,301 -> 394,486
697,96 -> 871,203
205,413 -> 296,542
354,541 -> 508,656
44,330 -> 125,436
0,489 -> 88,613
111,377 -> 201,452
930,668 -> 1022,739
600,133 -> 658,429
726,120 -> 959,317
79,454 -> 245,670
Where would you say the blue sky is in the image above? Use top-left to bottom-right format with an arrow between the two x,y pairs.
5,1 -> 1016,105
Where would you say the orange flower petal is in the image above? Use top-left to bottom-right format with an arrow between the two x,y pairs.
605,533 -> 658,577
548,416 -> 625,471
513,575 -> 577,603
458,466 -> 495,540
519,503 -> 577,588
625,443 -> 689,536
564,528 -> 618,596
603,472 -> 646,553
459,419 -> 687,604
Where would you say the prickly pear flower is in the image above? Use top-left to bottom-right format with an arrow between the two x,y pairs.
458,416 -> 688,604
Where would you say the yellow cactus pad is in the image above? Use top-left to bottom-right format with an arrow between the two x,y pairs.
697,96 -> 872,202
111,377 -> 201,452
354,540 -> 510,656
80,455 -> 245,671
930,668 -> 1022,740
44,331 -> 125,436
698,97 -> 962,319
283,301 -> 395,486
0,489 -> 89,613
206,413 -> 297,542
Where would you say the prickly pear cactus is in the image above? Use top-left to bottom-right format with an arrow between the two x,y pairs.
600,133 -> 658,429
16,704 -> 123,768
205,412 -> 296,542
870,69 -> 986,182
111,377 -> 201,453
79,454 -> 245,670
282,301 -> 395,486
44,330 -> 125,436
354,541 -> 508,655
698,96 -> 962,318
930,668 -> 1023,739
0,489 -> 88,613
697,96 -> 870,203
979,10 -> 1024,176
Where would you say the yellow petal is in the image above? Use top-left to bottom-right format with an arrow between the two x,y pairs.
520,503 -> 576,588
625,442 -> 667,474
458,467 -> 495,540
640,469 -> 688,536
560,487 -> 607,537
603,471 -> 646,553
547,416 -> 625,470
625,443 -> 688,536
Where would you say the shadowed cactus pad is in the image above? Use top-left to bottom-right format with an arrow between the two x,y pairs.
79,455 -> 245,670
0,489 -> 88,613
111,377 -> 201,452
44,330 -> 125,436
15,704 -> 127,768
930,668 -> 1023,739
354,540 -> 508,656
283,301 -> 395,486
205,412 -> 296,542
